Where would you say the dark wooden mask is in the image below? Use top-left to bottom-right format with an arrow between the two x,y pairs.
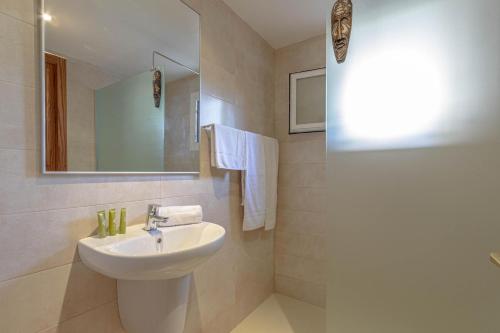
153,69 -> 162,108
331,0 -> 353,64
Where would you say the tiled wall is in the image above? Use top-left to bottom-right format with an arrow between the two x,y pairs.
0,0 -> 274,332
274,35 -> 327,307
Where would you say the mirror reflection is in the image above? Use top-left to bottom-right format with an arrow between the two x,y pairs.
43,0 -> 200,173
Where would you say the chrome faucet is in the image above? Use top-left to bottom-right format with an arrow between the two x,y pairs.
144,204 -> 169,231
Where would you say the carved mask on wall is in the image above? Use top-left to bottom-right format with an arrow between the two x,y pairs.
153,69 -> 162,108
331,0 -> 353,64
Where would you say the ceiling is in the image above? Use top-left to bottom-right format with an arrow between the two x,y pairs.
222,0 -> 330,49
45,0 -> 200,83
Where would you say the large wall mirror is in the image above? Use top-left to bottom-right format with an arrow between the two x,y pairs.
41,0 -> 200,174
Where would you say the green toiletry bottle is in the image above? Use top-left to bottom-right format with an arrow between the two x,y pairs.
119,208 -> 127,234
97,211 -> 107,238
108,209 -> 117,236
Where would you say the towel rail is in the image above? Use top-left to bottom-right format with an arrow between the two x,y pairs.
202,124 -> 278,140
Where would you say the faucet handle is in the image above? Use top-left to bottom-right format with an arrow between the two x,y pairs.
144,204 -> 162,231
147,204 -> 161,217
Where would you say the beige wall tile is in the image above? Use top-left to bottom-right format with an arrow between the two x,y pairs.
0,262 -> 116,333
200,93 -> 243,129
190,248 -> 236,301
0,13 -> 35,87
187,251 -> 238,331
200,0 -> 237,75
0,148 -> 34,176
274,35 -> 326,75
201,58 -> 237,105
0,199 -> 153,282
275,274 -> 326,308
276,209 -> 327,236
39,301 -> 124,333
197,270 -> 236,325
161,178 -> 209,198
0,174 -> 163,215
275,231 -> 326,261
273,35 -> 327,307
0,82 -> 35,150
278,162 -> 326,188
0,150 -> 163,215
280,139 -> 326,164
278,186 -> 327,213
275,254 -> 326,285
234,79 -> 272,121
0,0 -> 35,25
238,107 -> 275,138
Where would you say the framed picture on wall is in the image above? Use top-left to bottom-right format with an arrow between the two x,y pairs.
289,67 -> 326,134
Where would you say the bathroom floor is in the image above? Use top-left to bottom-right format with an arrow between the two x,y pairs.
231,294 -> 325,333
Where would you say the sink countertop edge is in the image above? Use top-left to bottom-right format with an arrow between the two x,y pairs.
77,222 -> 226,280
78,223 -> 224,250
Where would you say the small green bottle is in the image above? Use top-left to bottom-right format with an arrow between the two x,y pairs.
97,211 -> 107,238
119,208 -> 127,234
108,209 -> 117,236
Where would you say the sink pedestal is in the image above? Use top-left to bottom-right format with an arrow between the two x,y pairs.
117,275 -> 191,333
78,223 -> 225,332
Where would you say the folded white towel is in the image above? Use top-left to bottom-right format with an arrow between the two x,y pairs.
156,205 -> 203,226
206,124 -> 246,170
166,212 -> 202,226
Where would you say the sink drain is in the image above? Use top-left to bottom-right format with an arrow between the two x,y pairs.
155,235 -> 164,253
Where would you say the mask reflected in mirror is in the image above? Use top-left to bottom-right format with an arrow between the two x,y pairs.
153,69 -> 162,108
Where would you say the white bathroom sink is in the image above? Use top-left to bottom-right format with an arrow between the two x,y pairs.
78,222 -> 226,280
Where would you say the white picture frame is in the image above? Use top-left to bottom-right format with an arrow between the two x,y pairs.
289,67 -> 326,134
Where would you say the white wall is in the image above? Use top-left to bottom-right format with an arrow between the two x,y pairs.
327,0 -> 500,331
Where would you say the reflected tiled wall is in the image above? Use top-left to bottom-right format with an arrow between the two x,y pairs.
164,75 -> 200,172
274,35 -> 327,307
0,0 -> 274,332
66,57 -> 119,171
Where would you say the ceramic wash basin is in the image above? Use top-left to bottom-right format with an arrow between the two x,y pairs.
79,221 -> 226,333
78,222 -> 226,280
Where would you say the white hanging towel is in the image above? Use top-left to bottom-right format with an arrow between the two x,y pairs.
263,136 -> 279,231
242,132 -> 279,231
206,124 -> 246,170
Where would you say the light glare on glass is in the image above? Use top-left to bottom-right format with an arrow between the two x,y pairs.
341,46 -> 445,142
42,13 -> 52,22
